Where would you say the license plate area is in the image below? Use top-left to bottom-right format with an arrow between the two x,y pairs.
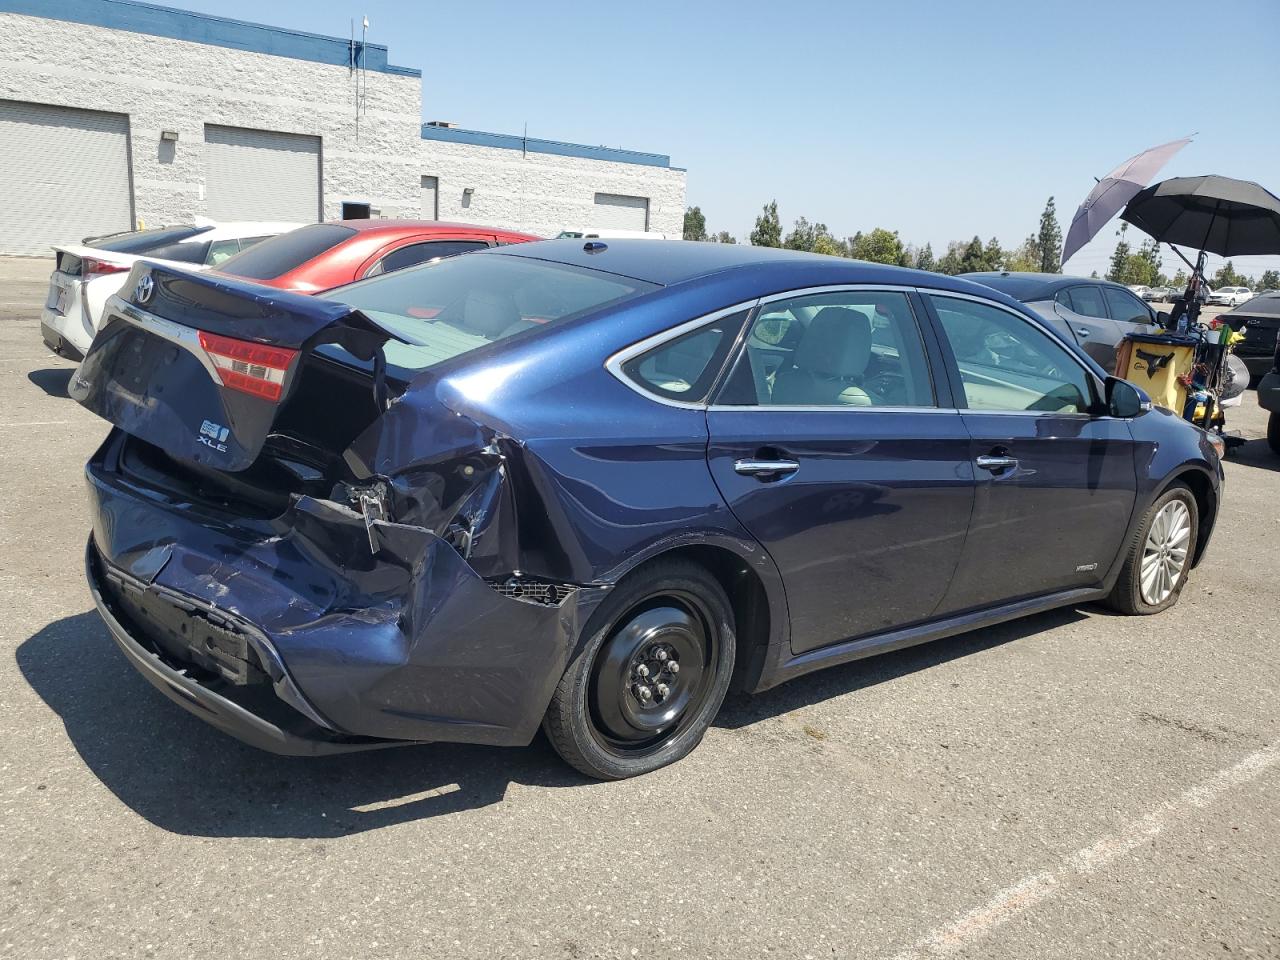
45,277 -> 71,314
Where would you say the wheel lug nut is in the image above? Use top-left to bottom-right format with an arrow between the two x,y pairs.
656,683 -> 669,698
655,648 -> 668,662
634,684 -> 653,702
636,663 -> 650,678
667,661 -> 680,674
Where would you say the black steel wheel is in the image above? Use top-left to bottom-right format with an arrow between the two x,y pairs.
543,559 -> 735,780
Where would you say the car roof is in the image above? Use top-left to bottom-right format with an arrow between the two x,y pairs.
332,218 -> 538,238
961,271 -> 1135,301
495,238 -> 1010,295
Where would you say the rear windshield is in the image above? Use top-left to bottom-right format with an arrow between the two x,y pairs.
963,274 -> 1052,301
217,224 -> 354,280
322,252 -> 657,376
84,225 -> 211,253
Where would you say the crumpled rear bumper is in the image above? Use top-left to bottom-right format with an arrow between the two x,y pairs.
85,444 -> 607,754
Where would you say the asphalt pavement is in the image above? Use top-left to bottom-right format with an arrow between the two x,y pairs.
1,256 -> 1277,959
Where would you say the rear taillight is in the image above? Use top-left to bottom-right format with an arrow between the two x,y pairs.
198,331 -> 297,402
82,258 -> 128,279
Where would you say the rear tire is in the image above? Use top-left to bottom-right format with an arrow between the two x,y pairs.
1268,412 -> 1280,456
1104,484 -> 1198,615
543,559 -> 735,780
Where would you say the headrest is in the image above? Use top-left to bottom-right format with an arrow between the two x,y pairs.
793,307 -> 872,378
463,290 -> 520,338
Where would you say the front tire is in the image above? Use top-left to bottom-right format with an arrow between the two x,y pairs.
1104,484 -> 1199,615
543,559 -> 735,780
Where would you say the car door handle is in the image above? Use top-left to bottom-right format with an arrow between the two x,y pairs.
734,458 -> 800,477
1075,327 -> 1091,338
975,455 -> 1019,473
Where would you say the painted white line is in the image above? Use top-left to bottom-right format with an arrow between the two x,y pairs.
891,739 -> 1280,959
0,356 -> 59,362
350,783 -> 460,812
0,420 -> 72,428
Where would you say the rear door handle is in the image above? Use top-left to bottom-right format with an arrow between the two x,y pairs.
975,455 -> 1019,473
1075,327 -> 1091,338
734,458 -> 800,478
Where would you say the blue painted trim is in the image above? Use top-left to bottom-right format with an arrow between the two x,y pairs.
421,125 -> 671,169
2,0 -> 421,77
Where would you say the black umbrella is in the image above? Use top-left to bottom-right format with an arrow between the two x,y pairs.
1120,175 -> 1280,257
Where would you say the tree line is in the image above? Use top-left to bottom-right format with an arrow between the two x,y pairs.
683,200 -> 1280,292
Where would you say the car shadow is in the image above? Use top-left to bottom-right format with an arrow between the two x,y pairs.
26,367 -> 74,398
1225,437 -> 1280,473
16,611 -> 585,839
716,606 -> 1087,729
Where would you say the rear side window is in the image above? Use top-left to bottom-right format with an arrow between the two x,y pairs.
365,240 -> 488,277
146,240 -> 209,264
217,224 -> 355,280
1067,285 -> 1107,318
621,311 -> 749,403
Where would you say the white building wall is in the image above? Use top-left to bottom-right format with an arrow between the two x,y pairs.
421,139 -> 687,238
0,10 -> 686,245
0,12 -> 422,229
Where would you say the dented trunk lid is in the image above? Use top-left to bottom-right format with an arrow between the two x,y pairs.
71,263 -> 400,472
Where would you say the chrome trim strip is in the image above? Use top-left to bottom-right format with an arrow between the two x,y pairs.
604,298 -> 761,411
755,283 -> 920,306
708,404 -> 960,414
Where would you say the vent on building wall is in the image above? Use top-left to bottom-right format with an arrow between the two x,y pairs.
426,121 -> 458,129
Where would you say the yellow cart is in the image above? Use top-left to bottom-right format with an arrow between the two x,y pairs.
1115,333 -> 1198,415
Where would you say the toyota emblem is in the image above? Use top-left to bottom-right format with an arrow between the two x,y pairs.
134,273 -> 155,304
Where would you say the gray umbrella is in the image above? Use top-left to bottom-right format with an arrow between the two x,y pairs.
1120,175 -> 1280,257
1060,136 -> 1191,266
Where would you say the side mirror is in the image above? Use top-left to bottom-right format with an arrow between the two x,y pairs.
1156,310 -> 1171,327
1105,376 -> 1150,418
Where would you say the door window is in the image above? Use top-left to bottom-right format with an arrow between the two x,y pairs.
930,295 -> 1096,414
718,290 -> 934,407
1102,287 -> 1152,323
205,239 -> 242,265
365,240 -> 489,277
1066,285 -> 1107,318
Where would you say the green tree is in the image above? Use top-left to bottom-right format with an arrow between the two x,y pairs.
811,232 -> 845,257
1258,269 -> 1280,291
914,242 -> 935,272
682,206 -> 706,242
783,216 -> 820,251
1171,268 -> 1188,288
712,230 -> 737,245
1212,260 -> 1247,288
936,240 -> 966,275
1107,223 -> 1133,283
1005,234 -> 1040,272
1138,238 -> 1164,284
955,236 -> 988,274
750,200 -> 782,248
1036,196 -> 1063,273
983,236 -> 1005,271
850,227 -> 905,265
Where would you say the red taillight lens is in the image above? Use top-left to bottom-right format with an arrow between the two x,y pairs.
83,257 -> 128,278
197,331 -> 298,402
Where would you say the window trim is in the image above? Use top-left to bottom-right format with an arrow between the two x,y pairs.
923,289 -> 1104,417
1101,284 -> 1154,324
360,236 -> 492,279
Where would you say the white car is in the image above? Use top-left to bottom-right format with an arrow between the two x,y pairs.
1126,284 -> 1150,298
40,220 -> 302,358
555,228 -> 668,240
1207,286 -> 1253,307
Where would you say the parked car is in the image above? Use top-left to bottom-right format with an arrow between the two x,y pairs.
74,242 -> 1223,779
1221,291 -> 1280,378
1127,284 -> 1151,299
213,219 -> 540,293
963,272 -> 1162,373
1255,324 -> 1280,454
1141,286 -> 1172,302
1208,286 -> 1253,307
40,221 -> 300,358
556,228 -> 668,240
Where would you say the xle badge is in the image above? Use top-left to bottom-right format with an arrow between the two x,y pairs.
197,419 -> 230,453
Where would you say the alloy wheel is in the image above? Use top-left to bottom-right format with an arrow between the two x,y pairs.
1140,499 -> 1191,605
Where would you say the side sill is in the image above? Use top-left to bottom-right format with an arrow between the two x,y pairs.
756,586 -> 1107,691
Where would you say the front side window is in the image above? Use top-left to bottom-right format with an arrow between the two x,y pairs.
365,240 -> 489,278
930,295 -> 1096,414
719,290 -> 934,407
1102,287 -> 1152,323
1067,285 -> 1107,318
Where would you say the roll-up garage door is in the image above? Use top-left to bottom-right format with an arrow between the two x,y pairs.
0,100 -> 133,256
204,125 -> 321,222
593,193 -> 649,231
421,176 -> 439,220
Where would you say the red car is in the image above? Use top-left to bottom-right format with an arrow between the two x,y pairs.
214,220 -> 540,293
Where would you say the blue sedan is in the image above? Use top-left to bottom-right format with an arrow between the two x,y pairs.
73,240 -> 1223,779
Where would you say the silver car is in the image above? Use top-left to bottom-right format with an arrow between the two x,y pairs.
963,272 -> 1163,373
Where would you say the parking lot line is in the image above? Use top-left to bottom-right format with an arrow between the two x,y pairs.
891,738 -> 1280,959
0,420 -> 73,427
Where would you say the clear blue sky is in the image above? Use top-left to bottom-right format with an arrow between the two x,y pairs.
168,0 -> 1280,278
